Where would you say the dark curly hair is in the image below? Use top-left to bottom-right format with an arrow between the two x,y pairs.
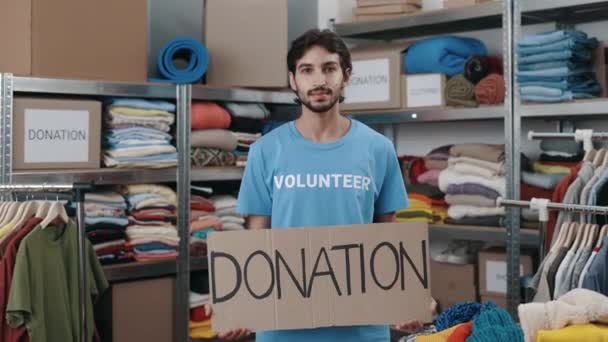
287,29 -> 352,79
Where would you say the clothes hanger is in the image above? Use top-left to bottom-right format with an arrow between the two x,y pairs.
0,201 -> 21,228
593,148 -> 607,168
580,223 -> 591,249
551,221 -> 570,250
571,222 -> 585,252
39,199 -> 69,229
585,224 -> 599,248
35,200 -> 50,219
6,199 -> 38,232
597,224 -> 608,249
563,222 -> 578,248
584,149 -> 597,163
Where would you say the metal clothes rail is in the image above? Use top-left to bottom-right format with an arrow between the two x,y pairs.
0,182 -> 93,342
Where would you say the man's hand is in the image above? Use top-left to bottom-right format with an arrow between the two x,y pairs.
394,320 -> 423,333
207,305 -> 252,341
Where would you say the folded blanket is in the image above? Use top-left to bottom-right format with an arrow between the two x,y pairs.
93,239 -> 126,251
539,152 -> 584,163
445,75 -> 478,107
191,218 -> 222,233
464,55 -> 503,84
108,111 -> 175,125
522,171 -> 565,190
85,192 -> 126,204
450,144 -> 505,162
85,207 -> 126,219
448,156 -> 505,175
448,205 -> 505,219
451,161 -> 504,179
104,156 -> 177,168
108,106 -> 174,118
439,169 -> 506,196
445,194 -> 496,207
191,148 -> 237,168
540,139 -> 582,155
404,36 -> 488,76
129,236 -> 179,246
124,184 -> 177,203
475,74 -> 506,105
532,161 -> 571,174
87,230 -> 126,245
224,102 -> 269,120
191,129 -> 238,151
191,102 -> 231,129
446,183 -> 500,199
446,216 -> 504,227
105,145 -> 177,158
407,183 -> 446,199
109,98 -> 176,112
211,195 -> 238,211
126,226 -> 178,237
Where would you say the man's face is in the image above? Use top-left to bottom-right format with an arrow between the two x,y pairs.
289,46 -> 350,114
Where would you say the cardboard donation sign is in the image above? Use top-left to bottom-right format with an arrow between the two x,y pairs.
208,222 -> 432,332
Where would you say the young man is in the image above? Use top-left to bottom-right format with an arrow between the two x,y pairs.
222,29 -> 421,341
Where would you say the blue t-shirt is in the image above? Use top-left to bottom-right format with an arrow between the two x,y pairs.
236,119 -> 408,342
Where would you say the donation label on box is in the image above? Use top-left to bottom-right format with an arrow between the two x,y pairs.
208,222 -> 432,332
344,58 -> 391,104
24,109 -> 90,163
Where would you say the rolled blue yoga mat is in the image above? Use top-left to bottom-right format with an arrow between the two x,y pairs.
151,37 -> 209,84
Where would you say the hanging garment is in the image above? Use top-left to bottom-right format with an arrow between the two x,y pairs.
6,220 -> 108,342
581,236 -> 608,295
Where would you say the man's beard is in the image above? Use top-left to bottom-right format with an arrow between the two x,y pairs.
297,86 -> 341,113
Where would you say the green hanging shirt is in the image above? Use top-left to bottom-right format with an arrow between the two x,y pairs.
6,220 -> 108,342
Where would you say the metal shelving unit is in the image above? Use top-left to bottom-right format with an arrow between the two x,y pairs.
521,99 -> 608,118
0,73 -> 291,342
348,106 -> 506,124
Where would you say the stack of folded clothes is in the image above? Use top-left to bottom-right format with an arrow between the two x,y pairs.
212,195 -> 245,231
191,102 -> 237,168
397,184 -> 447,224
123,184 -> 179,262
225,102 -> 269,168
517,30 -> 602,103
104,98 -> 177,168
190,185 -> 214,257
439,144 -> 506,227
189,292 -> 216,339
85,192 -> 133,265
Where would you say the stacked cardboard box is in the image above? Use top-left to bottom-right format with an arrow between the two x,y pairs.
353,0 -> 422,21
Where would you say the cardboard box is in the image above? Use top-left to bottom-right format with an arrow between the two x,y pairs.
480,294 -> 507,310
0,0 -> 147,82
403,74 -> 447,108
13,97 -> 102,170
204,0 -> 288,88
478,248 -> 533,297
208,222 -> 432,332
422,0 -> 445,11
444,0 -> 490,8
343,42 -> 413,111
430,261 -> 477,311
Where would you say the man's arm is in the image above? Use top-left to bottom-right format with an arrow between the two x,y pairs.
246,215 -> 271,230
374,212 -> 396,223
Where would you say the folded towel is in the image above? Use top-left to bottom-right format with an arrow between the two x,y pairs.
464,55 -> 503,84
404,36 -> 488,76
224,102 -> 269,120
446,183 -> 500,199
522,171 -> 565,190
105,145 -> 177,158
108,98 -> 176,112
108,106 -> 174,118
532,161 -> 571,174
191,129 -> 238,151
448,205 -> 505,219
451,161 -> 504,179
450,144 -> 505,163
417,169 -> 441,187
151,37 -> 209,84
475,74 -> 506,105
448,156 -> 505,175
439,169 -> 506,196
191,102 -> 231,130
445,194 -> 496,207
446,75 -> 478,107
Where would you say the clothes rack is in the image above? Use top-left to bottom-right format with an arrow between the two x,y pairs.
0,182 -> 93,342
497,197 -> 608,261
528,129 -> 608,152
